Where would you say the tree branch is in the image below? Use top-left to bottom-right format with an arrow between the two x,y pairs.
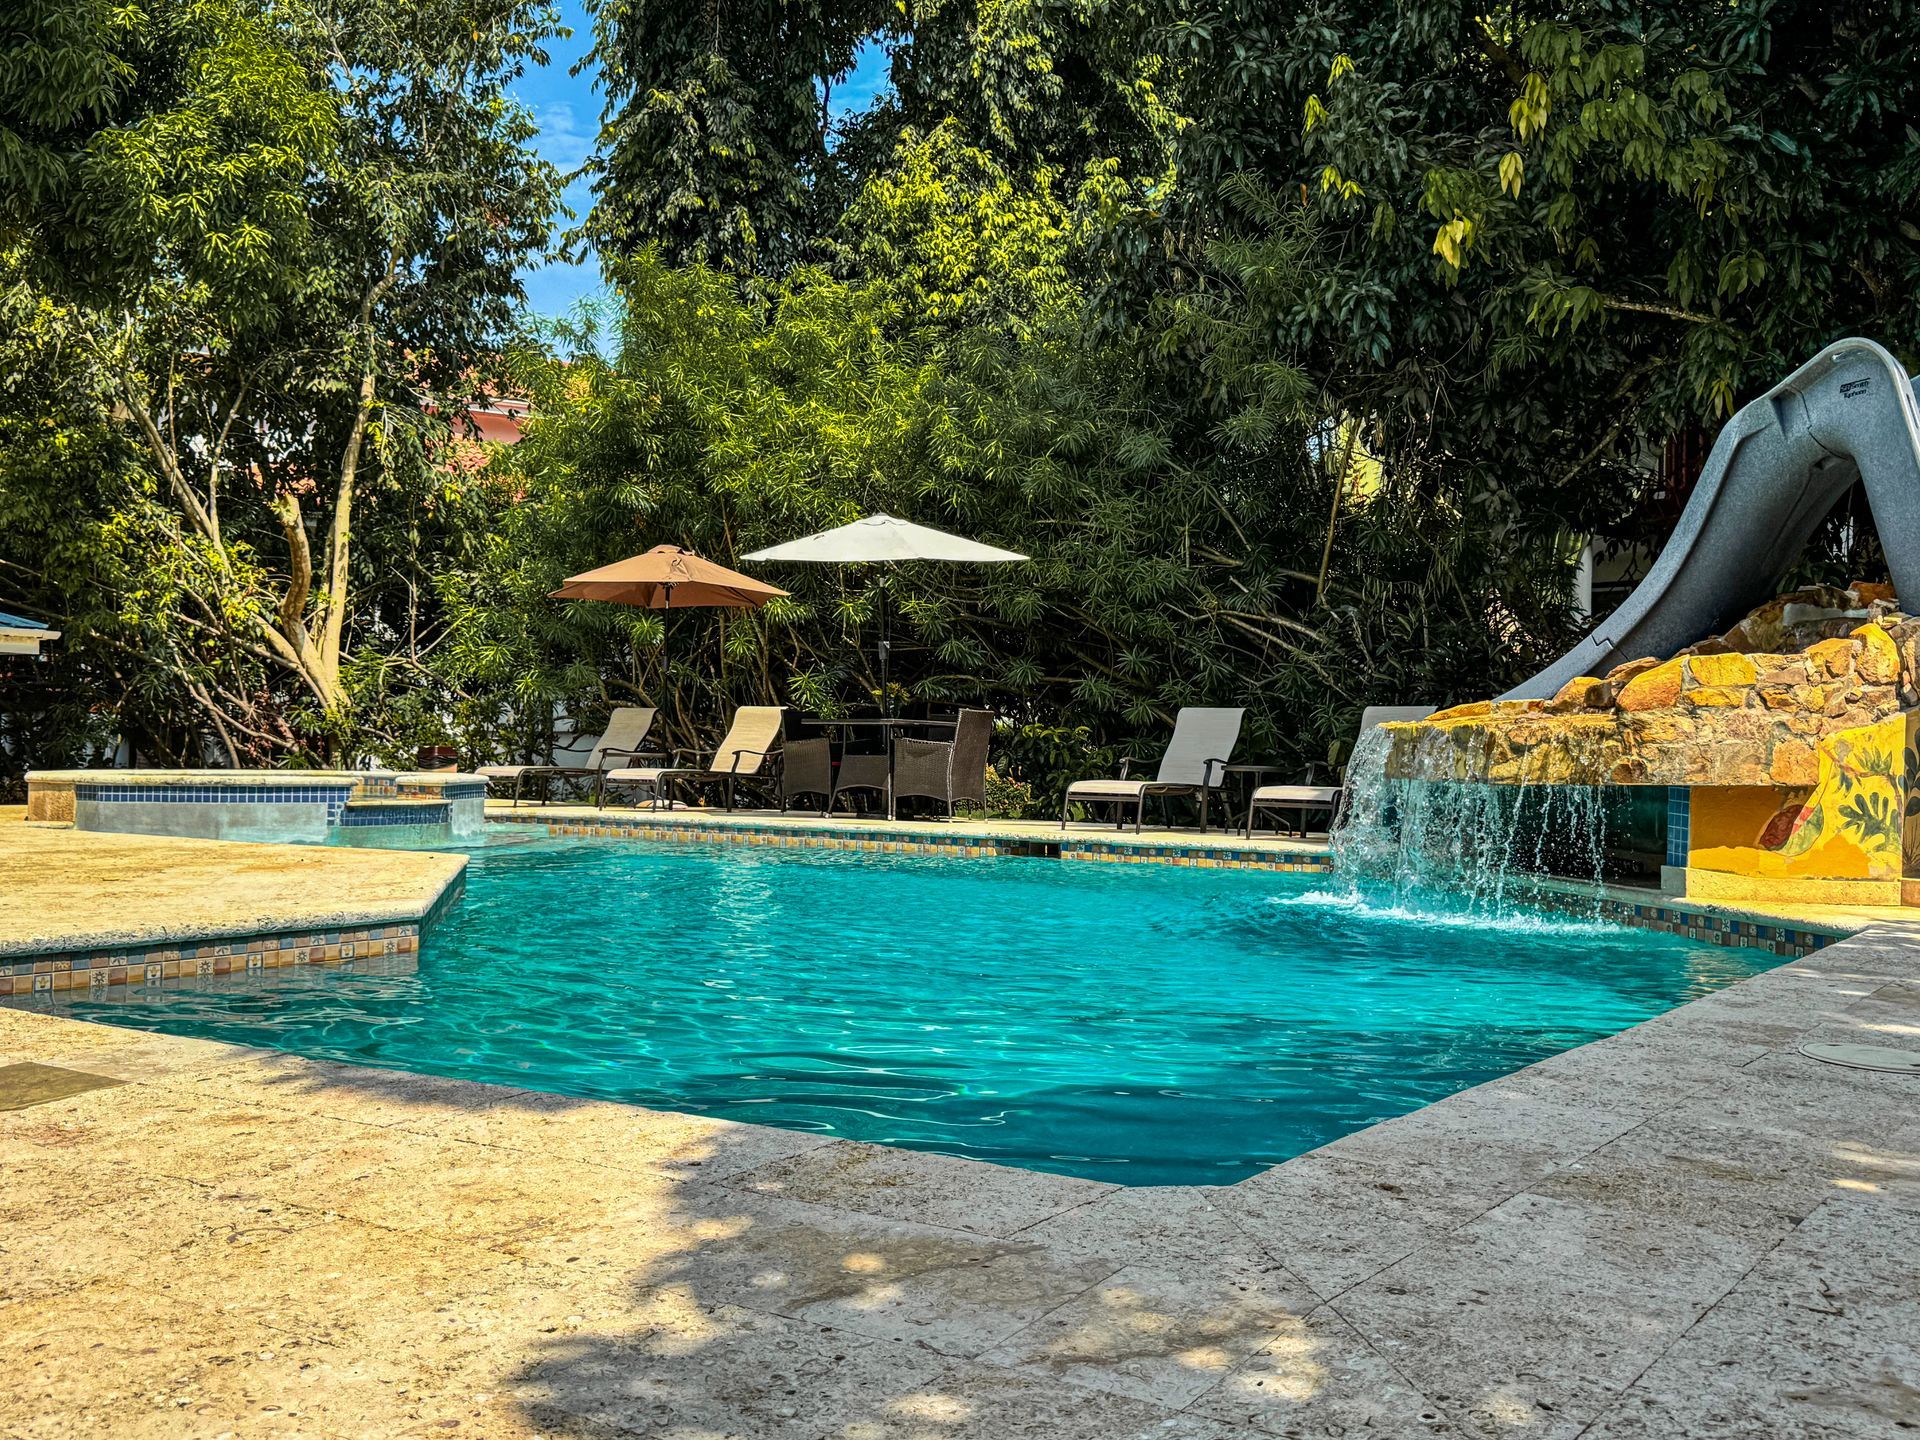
1601,295 -> 1717,325
317,253 -> 401,695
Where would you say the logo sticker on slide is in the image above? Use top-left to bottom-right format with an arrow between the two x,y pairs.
1841,378 -> 1872,398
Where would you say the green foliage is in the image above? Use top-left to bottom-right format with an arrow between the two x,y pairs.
981,763 -> 1038,820
580,0 -> 890,272
0,0 -> 562,772
836,121 -> 1074,334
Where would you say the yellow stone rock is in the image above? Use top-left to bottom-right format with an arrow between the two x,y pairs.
1806,637 -> 1861,678
1769,739 -> 1818,786
1685,653 -> 1758,688
1685,685 -> 1749,707
1617,658 -> 1685,711
1425,700 -> 1490,723
1751,660 -> 1810,689
1545,676 -> 1609,712
1851,623 -> 1901,685
1623,713 -> 1694,748
1790,684 -> 1830,711
1603,656 -> 1664,686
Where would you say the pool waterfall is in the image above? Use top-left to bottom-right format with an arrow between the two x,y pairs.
1331,727 -> 1618,921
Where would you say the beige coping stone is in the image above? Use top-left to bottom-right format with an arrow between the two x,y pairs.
2,919 -> 1919,1435
0,819 -> 464,957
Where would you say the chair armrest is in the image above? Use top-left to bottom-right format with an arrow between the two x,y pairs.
725,746 -> 777,769
1116,755 -> 1136,779
1202,757 -> 1231,787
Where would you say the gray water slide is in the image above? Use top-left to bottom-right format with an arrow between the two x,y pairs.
1505,338 -> 1920,700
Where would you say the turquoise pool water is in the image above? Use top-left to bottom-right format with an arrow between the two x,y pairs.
34,838 -> 1775,1185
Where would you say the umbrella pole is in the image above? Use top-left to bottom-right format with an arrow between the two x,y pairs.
661,588 -> 674,808
878,579 -> 891,718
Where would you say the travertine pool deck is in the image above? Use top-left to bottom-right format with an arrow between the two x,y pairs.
0,822 -> 465,958
4,920 -> 1917,1437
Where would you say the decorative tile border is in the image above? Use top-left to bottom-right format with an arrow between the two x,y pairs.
2,924 -> 419,995
1518,884 -> 1845,958
73,782 -> 357,803
494,811 -> 1336,872
77,781 -> 355,827
2,876 -> 467,997
1599,898 -> 1842,957
1060,839 -> 1334,873
525,816 -> 1035,859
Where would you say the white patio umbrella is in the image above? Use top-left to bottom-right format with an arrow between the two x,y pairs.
742,515 -> 1027,711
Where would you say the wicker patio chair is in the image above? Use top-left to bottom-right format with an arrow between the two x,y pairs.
892,709 -> 993,818
477,706 -> 660,807
780,735 -> 834,814
826,747 -> 891,815
597,706 -> 785,811
1244,705 -> 1437,837
1060,707 -> 1246,834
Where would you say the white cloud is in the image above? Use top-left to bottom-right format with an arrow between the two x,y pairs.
534,99 -> 596,173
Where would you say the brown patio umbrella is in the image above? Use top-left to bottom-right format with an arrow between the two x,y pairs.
553,545 -> 788,725
551,544 -> 788,609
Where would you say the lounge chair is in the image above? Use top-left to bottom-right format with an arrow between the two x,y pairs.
1060,707 -> 1246,834
477,706 -> 659,806
1243,705 -> 1437,837
893,709 -> 993,818
597,705 -> 784,811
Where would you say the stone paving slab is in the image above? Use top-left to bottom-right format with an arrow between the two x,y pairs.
3,924 -> 1919,1437
0,821 -> 464,957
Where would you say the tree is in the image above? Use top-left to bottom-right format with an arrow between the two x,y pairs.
579,0 -> 890,273
1,0 -> 563,761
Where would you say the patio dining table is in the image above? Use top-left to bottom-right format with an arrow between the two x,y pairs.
801,716 -> 959,820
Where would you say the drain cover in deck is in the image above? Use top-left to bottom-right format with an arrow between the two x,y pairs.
0,1061 -> 127,1111
1799,1042 -> 1920,1076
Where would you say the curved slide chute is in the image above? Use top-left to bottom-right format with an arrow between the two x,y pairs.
1506,338 -> 1920,700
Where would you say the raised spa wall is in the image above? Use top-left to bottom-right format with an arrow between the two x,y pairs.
24,769 -> 488,847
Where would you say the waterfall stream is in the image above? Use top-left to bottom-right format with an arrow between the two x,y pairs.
1328,725 -> 1612,921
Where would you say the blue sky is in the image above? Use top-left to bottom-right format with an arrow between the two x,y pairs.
514,5 -> 893,319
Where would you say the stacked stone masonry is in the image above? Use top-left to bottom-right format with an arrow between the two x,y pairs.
1381,584 -> 1920,905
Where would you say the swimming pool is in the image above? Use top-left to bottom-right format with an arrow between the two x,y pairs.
31,838 -> 1776,1184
